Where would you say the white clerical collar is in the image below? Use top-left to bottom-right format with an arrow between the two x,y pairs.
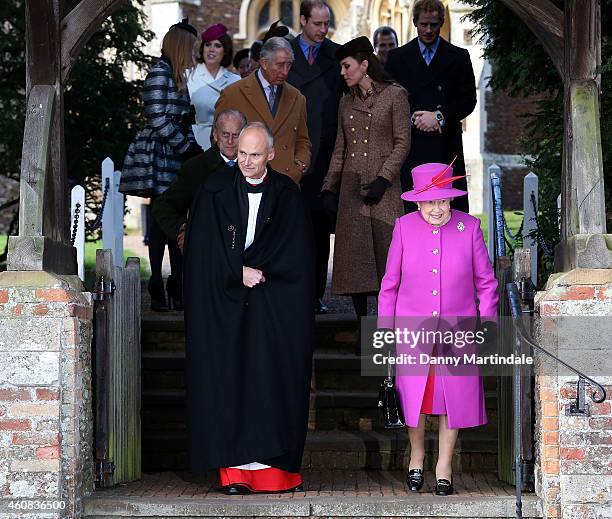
245,172 -> 267,185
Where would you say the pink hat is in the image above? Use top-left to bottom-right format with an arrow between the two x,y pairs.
202,23 -> 228,42
401,161 -> 467,202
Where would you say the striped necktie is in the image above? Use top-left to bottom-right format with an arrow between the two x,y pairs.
267,85 -> 276,110
308,45 -> 315,65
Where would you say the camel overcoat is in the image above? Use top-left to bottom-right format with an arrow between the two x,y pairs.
215,72 -> 311,183
322,82 -> 410,295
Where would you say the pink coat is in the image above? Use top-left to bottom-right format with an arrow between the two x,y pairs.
378,210 -> 498,428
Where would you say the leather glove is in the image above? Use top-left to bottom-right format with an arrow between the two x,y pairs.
320,190 -> 339,224
363,177 -> 391,206
180,143 -> 202,163
479,321 -> 498,346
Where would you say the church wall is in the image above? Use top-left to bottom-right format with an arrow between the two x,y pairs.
484,87 -> 546,210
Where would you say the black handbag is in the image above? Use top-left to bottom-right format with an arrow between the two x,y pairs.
377,358 -> 405,429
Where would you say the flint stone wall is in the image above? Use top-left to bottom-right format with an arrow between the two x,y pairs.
0,271 -> 94,519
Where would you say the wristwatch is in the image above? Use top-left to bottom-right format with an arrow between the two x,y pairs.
434,110 -> 445,127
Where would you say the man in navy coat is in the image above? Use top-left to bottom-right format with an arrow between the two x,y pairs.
385,0 -> 476,212
287,0 -> 343,313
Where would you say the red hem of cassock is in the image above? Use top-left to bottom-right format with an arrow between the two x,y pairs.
219,467 -> 302,492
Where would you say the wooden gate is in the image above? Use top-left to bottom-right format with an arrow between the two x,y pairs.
93,249 -> 142,487
496,250 -> 535,490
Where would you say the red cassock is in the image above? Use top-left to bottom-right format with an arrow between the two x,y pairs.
219,464 -> 301,492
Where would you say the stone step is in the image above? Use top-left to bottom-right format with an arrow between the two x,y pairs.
84,490 -> 542,518
141,388 -> 498,431
142,429 -> 498,473
142,351 -> 499,395
141,315 -> 359,354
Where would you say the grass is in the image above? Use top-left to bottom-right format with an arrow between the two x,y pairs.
0,235 -> 148,290
83,240 -> 150,289
475,211 -> 524,246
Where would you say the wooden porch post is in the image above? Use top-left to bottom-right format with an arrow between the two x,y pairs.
498,0 -> 611,270
8,0 -> 128,274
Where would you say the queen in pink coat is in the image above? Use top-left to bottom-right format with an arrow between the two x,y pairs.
378,162 -> 498,496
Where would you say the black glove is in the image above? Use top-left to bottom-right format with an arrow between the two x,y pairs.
180,143 -> 202,163
320,190 -> 339,224
479,321 -> 498,346
363,177 -> 391,206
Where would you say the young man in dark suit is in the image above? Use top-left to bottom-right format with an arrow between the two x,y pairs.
385,0 -> 476,212
287,0 -> 343,313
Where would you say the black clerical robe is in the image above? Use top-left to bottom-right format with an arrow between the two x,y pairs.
183,165 -> 315,474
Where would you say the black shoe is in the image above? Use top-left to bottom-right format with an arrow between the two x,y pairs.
166,275 -> 184,311
315,299 -> 329,314
148,279 -> 168,312
406,469 -> 424,491
221,484 -> 251,495
434,477 -> 454,496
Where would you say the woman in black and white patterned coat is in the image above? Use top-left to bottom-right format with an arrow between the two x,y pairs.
120,19 -> 200,311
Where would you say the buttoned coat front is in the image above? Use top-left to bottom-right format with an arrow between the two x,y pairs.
322,82 -> 410,295
378,210 -> 499,428
187,64 -> 240,149
214,72 -> 311,183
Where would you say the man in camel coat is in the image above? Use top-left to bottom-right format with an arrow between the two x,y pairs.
215,36 -> 311,183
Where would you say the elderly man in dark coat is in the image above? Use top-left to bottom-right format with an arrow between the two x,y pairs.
152,109 -> 247,255
183,122 -> 314,495
287,0 -> 343,314
385,0 -> 476,212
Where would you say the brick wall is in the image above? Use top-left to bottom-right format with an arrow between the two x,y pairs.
535,269 -> 612,518
0,272 -> 93,517
485,89 -> 544,156
499,166 -> 530,210
484,89 -> 547,211
181,0 -> 242,40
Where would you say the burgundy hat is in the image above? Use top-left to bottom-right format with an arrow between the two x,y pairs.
202,23 -> 228,42
401,161 -> 467,202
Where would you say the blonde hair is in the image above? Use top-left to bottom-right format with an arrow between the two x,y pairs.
161,26 -> 196,91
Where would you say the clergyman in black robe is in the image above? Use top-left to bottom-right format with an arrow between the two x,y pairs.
183,122 -> 315,494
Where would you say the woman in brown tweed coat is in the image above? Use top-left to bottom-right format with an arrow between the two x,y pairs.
321,36 -> 410,319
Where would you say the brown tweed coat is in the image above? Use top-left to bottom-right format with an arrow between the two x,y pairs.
322,82 -> 410,295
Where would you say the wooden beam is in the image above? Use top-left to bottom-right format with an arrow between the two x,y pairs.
60,0 -> 129,82
498,0 -> 565,77
18,85 -> 56,237
25,0 -> 57,94
566,0 -> 600,82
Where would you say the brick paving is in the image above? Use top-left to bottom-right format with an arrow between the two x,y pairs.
92,470 -> 518,499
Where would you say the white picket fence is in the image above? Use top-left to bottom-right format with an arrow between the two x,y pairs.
486,164 -> 545,286
70,157 -> 124,280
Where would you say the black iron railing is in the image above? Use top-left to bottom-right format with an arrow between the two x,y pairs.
506,281 -> 606,519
